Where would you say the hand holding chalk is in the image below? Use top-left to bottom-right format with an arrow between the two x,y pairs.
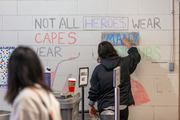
122,38 -> 131,48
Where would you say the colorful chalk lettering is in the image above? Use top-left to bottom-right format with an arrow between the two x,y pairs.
115,46 -> 161,61
35,32 -> 77,45
101,32 -> 139,45
84,17 -> 128,30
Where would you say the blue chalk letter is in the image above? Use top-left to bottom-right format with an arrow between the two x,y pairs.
132,33 -> 139,44
116,33 -> 123,45
106,34 -> 115,45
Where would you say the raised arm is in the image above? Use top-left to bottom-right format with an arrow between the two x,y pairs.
122,38 -> 141,74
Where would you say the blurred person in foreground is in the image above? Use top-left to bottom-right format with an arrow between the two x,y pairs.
5,46 -> 62,120
88,38 -> 141,120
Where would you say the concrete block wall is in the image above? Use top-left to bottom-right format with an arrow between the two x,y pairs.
0,0 -> 179,120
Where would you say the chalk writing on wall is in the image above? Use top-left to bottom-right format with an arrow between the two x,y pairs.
0,46 -> 15,88
116,46 -> 161,61
34,17 -> 78,58
33,16 -> 162,59
131,17 -> 161,29
101,32 -> 139,45
35,46 -> 62,57
34,17 -> 80,30
34,16 -> 162,30
35,32 -> 77,45
34,31 -> 77,58
84,17 -> 128,30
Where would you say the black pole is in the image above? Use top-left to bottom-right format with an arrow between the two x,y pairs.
82,86 -> 84,120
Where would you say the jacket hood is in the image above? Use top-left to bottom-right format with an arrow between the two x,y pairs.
101,56 -> 121,70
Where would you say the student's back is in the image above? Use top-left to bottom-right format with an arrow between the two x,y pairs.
88,38 -> 141,120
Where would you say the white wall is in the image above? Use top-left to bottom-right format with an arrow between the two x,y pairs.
0,0 -> 179,120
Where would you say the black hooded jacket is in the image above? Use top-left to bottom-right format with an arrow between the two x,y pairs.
88,47 -> 141,112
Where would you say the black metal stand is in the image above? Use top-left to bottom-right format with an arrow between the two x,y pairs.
82,86 -> 84,120
79,67 -> 89,120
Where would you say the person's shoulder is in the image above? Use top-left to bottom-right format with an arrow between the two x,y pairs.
14,87 -> 38,104
96,64 -> 101,68
92,63 -> 101,71
95,63 -> 104,71
12,87 -> 40,112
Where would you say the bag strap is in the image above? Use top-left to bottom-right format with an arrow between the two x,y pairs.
29,86 -> 54,120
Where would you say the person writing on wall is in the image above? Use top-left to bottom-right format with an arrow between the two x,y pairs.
5,46 -> 62,120
88,38 -> 141,120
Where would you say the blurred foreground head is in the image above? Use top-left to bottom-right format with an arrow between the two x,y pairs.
5,46 -> 51,104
